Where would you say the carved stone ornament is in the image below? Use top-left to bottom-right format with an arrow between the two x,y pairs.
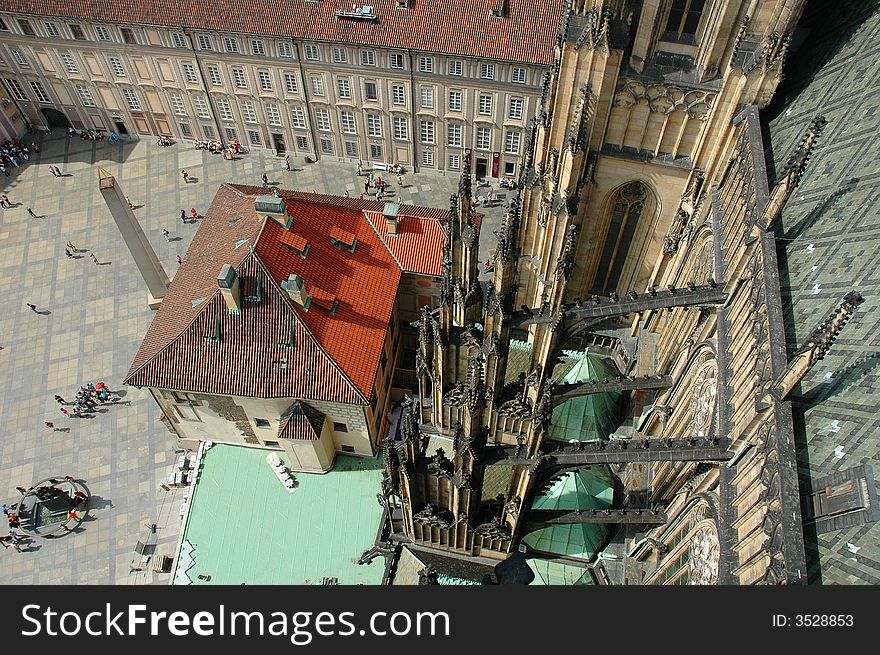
687,523 -> 720,585
689,360 -> 718,438
613,79 -> 715,120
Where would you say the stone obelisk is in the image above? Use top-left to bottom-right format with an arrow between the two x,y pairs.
98,167 -> 170,309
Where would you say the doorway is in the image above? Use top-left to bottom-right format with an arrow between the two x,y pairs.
41,108 -> 71,129
476,157 -> 488,179
114,120 -> 129,135
272,133 -> 286,154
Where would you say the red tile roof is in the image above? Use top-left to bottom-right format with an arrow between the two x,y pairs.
3,0 -> 565,65
278,401 -> 326,441
125,185 -> 446,405
363,209 -> 446,276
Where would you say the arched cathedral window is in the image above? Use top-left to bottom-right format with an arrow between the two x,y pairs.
595,181 -> 647,293
662,0 -> 706,44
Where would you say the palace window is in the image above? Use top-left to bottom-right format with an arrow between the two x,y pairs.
60,53 -> 79,73
284,73 -> 298,94
296,136 -> 308,150
240,101 -> 257,123
207,66 -> 222,85
504,130 -> 521,154
448,60 -> 463,76
480,63 -> 495,79
44,23 -> 60,38
171,32 -> 187,48
475,127 -> 491,150
478,94 -> 492,115
94,26 -> 110,41
75,85 -> 96,107
321,138 -> 333,154
121,28 -> 137,45
258,70 -> 273,91
389,53 -> 404,69
393,117 -> 408,140
304,44 -> 319,60
448,90 -> 462,112
366,114 -> 382,137
311,76 -> 325,96
216,98 -> 233,120
509,97 -> 523,119
248,130 -> 261,145
418,57 -> 433,73
338,78 -> 351,99
18,20 -> 35,36
291,106 -> 307,128
420,87 -> 433,109
449,154 -> 460,170
266,104 -> 282,126
315,108 -> 331,131
12,50 -> 28,66
192,95 -> 210,118
182,63 -> 197,83
251,40 -> 265,56
447,124 -> 462,147
333,47 -> 347,63
364,81 -> 378,100
232,68 -> 247,88
69,24 -> 86,41
170,95 -> 186,115
110,57 -> 126,77
224,37 -> 239,53
197,35 -> 212,50
361,50 -> 375,66
370,144 -> 382,159
122,88 -> 141,111
392,84 -> 405,105
345,142 -> 358,157
512,67 -> 527,83
277,42 -> 293,58
4,79 -> 27,101
419,120 -> 434,144
341,111 -> 356,134
29,81 -> 51,103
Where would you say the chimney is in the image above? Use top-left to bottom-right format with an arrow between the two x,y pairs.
283,273 -> 311,310
217,264 -> 241,314
383,202 -> 400,236
255,195 -> 291,229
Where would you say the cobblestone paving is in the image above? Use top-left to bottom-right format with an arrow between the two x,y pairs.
0,136 -> 505,584
766,0 -> 880,584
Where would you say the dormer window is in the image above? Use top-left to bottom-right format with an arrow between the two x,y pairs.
330,227 -> 357,253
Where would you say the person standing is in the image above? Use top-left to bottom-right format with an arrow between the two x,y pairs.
285,154 -> 291,171
66,241 -> 77,252
356,160 -> 362,176
27,207 -> 37,218
176,255 -> 182,265
162,228 -> 170,242
180,209 -> 186,224
26,303 -> 38,313
180,169 -> 189,183
190,208 -> 198,220
90,253 -> 98,265
64,247 -> 75,259
54,395 -> 66,405
261,172 -> 269,188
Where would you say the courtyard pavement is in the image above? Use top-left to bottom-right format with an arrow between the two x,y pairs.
0,134 -> 506,584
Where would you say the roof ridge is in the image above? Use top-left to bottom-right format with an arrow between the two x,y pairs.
362,210 -> 405,272
250,247 -> 369,405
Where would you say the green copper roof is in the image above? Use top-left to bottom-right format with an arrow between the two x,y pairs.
173,444 -> 385,585
549,351 -> 621,442
527,559 -> 595,585
522,467 -> 615,560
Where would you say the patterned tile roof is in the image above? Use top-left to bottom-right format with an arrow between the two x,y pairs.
2,0 -> 565,65
278,401 -> 326,441
125,184 -> 445,404
363,209 -> 445,276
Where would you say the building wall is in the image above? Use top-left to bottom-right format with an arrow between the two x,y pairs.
0,79 -> 26,140
0,16 -> 545,174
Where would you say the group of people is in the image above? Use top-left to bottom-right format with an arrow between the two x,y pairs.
156,135 -> 174,146
192,139 -> 242,160
53,381 -> 115,419
68,127 -> 105,141
0,139 -> 33,177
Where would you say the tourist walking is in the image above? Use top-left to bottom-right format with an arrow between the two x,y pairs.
90,253 -> 98,264
0,193 -> 9,208
261,172 -> 269,188
64,247 -> 75,259
357,160 -> 362,176
180,169 -> 189,183
285,155 -> 291,171
66,241 -> 77,252
27,207 -> 37,218
26,303 -> 38,313
54,395 -> 67,405
162,228 -> 170,242
180,209 -> 186,224
176,255 -> 182,265
190,207 -> 198,220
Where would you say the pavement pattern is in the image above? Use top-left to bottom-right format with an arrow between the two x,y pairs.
765,0 -> 880,584
0,135 -> 506,584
